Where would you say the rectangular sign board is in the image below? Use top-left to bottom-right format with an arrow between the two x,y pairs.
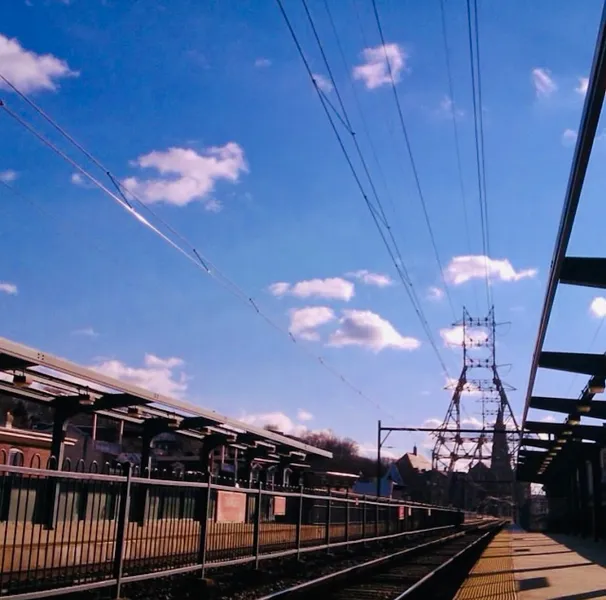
216,490 -> 247,523
274,496 -> 286,516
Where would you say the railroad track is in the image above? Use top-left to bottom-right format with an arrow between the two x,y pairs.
255,521 -> 502,600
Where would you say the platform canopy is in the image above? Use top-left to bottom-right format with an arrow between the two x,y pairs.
0,335 -> 332,460
518,4 -> 606,482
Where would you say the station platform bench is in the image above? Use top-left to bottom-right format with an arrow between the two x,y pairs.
455,525 -> 606,599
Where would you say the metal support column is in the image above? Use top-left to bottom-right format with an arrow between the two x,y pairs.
45,405 -> 70,529
592,450 -> 602,541
579,459 -> 590,538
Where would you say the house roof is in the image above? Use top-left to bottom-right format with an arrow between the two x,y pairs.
402,452 -> 432,472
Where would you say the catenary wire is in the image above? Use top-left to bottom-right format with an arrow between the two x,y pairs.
466,0 -> 492,309
276,0 -> 451,378
371,0 -> 457,320
0,96 -> 396,420
439,0 -> 479,313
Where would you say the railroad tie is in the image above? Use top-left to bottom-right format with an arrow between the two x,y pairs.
454,531 -> 517,600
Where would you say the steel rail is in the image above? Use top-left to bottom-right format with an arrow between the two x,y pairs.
254,521 -> 501,600
393,527 -> 496,598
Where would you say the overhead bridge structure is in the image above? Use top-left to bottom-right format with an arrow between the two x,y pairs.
517,0 -> 606,538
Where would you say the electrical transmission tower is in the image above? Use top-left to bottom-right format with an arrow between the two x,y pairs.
431,307 -> 520,474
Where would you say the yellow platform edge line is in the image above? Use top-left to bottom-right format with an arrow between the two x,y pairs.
454,531 -> 517,600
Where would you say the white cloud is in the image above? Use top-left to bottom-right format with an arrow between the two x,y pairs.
427,286 -> 444,301
269,277 -> 355,301
239,411 -> 308,437
0,170 -> 18,183
532,68 -> 556,98
72,327 -> 98,338
440,325 -> 488,348
353,43 -> 407,90
437,96 -> 464,119
289,306 -> 335,341
70,172 -> 96,188
0,33 -> 78,94
312,73 -> 333,93
445,255 -> 537,285
347,270 -> 393,288
123,143 -> 248,209
590,297 -> 606,318
358,442 -> 399,460
254,58 -> 271,68
562,129 -> 577,146
143,354 -> 184,369
268,282 -> 291,297
329,309 -> 420,352
0,282 -> 17,295
445,377 -> 482,395
297,409 -> 313,422
576,77 -> 588,96
93,354 -> 188,398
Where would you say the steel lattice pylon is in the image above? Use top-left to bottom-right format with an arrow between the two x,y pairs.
431,307 -> 520,475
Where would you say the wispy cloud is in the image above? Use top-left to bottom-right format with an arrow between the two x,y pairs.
427,286 -> 444,301
436,96 -> 464,119
92,353 -> 188,398
0,170 -> 17,183
123,144 -> 248,209
269,277 -> 355,301
0,282 -> 17,295
531,67 -> 556,98
576,77 -> 588,96
445,255 -> 537,285
72,327 -> 98,338
254,58 -> 271,68
239,410 -> 310,437
70,172 -> 95,188
312,73 -> 333,93
590,297 -> 606,318
329,309 -> 420,352
0,33 -> 78,93
347,270 -> 393,288
562,129 -> 577,146
297,409 -> 313,422
353,43 -> 407,90
440,325 -> 488,348
288,306 -> 335,341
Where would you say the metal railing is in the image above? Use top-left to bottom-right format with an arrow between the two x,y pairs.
0,456 -> 470,599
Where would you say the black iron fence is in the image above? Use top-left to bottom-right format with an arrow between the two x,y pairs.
0,456 -> 471,599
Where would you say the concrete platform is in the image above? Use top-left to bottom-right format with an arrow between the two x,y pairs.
455,525 -> 606,599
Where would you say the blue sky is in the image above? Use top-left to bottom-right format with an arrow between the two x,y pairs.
1,0 -> 605,460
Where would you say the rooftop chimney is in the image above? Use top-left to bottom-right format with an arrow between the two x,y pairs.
413,445 -> 417,456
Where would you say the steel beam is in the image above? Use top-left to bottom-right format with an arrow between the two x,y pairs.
521,438 -> 552,449
530,395 -> 585,414
538,351 -> 606,376
560,256 -> 606,289
521,1 -> 606,431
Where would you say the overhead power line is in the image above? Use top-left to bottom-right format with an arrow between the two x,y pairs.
370,0 -> 457,320
439,0 -> 479,313
0,88 -> 398,423
276,0 -> 451,378
466,0 -> 492,309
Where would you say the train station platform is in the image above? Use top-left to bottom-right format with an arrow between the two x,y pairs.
455,525 -> 606,599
